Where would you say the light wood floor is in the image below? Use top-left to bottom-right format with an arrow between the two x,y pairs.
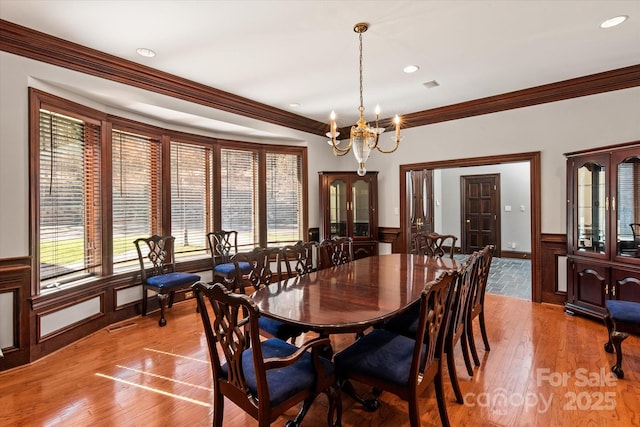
1,294 -> 638,426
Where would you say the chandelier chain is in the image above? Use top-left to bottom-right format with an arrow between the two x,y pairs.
359,31 -> 364,112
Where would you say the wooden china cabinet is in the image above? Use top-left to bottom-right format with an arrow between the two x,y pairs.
318,171 -> 378,260
565,142 -> 640,319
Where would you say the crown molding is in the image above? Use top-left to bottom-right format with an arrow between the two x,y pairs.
0,19 -> 328,136
2,19 -> 639,139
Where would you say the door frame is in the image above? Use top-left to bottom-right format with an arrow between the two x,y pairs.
461,173 -> 501,254
399,151 -> 541,302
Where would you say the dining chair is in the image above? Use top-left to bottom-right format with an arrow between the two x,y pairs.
318,236 -> 353,270
412,232 -> 458,258
631,223 -> 640,256
281,240 -> 317,277
206,230 -> 250,285
445,251 -> 481,403
232,247 -> 306,343
192,282 -> 342,427
133,235 -> 200,327
603,276 -> 640,379
334,269 -> 458,427
384,251 -> 479,405
466,244 -> 495,366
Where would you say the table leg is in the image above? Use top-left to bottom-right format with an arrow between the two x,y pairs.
338,379 -> 380,412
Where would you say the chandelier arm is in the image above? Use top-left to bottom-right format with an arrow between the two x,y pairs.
374,138 -> 400,154
331,137 -> 353,155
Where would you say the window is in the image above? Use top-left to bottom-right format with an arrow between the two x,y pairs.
266,152 -> 303,246
220,148 -> 259,249
30,89 -> 307,294
171,141 -> 214,259
112,129 -> 162,271
38,109 -> 102,286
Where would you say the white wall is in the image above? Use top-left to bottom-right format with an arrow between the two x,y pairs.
2,50 -> 640,260
365,88 -> 640,233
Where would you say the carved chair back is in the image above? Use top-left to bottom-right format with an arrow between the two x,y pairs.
207,230 -> 239,265
318,237 -> 353,270
134,235 -> 177,281
192,281 -> 341,425
231,247 -> 281,294
412,231 -> 458,258
281,241 -> 317,277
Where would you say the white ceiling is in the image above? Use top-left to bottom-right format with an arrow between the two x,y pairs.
1,0 -> 639,137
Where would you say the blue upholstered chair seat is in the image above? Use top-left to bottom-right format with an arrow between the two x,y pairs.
214,261 -> 250,276
146,272 -> 201,290
334,329 -> 425,387
221,338 -> 333,407
606,300 -> 640,327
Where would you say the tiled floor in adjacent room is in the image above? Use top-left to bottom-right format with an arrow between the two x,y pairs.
456,254 -> 531,300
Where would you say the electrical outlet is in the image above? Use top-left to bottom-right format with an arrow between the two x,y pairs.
184,291 -> 194,299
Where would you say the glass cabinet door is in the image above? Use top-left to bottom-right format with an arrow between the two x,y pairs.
576,160 -> 607,255
352,178 -> 370,237
329,178 -> 347,237
614,150 -> 640,260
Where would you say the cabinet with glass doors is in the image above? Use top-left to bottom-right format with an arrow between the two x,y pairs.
318,171 -> 378,259
565,142 -> 640,319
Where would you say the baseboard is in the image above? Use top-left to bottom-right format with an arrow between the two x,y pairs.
500,250 -> 531,259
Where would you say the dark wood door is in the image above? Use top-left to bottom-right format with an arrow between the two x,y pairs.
406,169 -> 433,251
461,174 -> 500,254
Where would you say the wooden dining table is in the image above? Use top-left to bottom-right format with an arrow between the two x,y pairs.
251,253 -> 460,335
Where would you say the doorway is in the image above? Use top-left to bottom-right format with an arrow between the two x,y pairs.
399,152 -> 542,302
461,174 -> 501,254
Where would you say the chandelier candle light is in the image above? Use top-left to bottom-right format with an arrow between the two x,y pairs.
328,22 -> 402,176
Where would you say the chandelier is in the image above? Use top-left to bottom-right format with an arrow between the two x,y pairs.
328,22 -> 402,176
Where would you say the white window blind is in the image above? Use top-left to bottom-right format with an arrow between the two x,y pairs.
266,152 -> 303,246
39,110 -> 102,283
171,141 -> 213,258
220,148 -> 259,249
112,129 -> 162,271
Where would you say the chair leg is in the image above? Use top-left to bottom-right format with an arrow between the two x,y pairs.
603,314 -> 615,354
466,318 -> 481,367
407,394 -> 421,427
460,329 -> 474,377
141,286 -> 148,316
478,310 -> 490,351
446,343 -> 464,404
610,330 -> 628,380
157,293 -> 168,327
213,389 -> 224,427
434,363 -> 450,427
168,290 -> 176,308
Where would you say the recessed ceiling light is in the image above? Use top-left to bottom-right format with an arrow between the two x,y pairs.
423,80 -> 440,89
136,48 -> 156,58
403,65 -> 419,74
600,15 -> 628,28
289,103 -> 300,108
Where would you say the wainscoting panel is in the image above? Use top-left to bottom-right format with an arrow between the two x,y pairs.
39,295 -> 103,340
0,258 -> 31,370
541,233 -> 568,305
